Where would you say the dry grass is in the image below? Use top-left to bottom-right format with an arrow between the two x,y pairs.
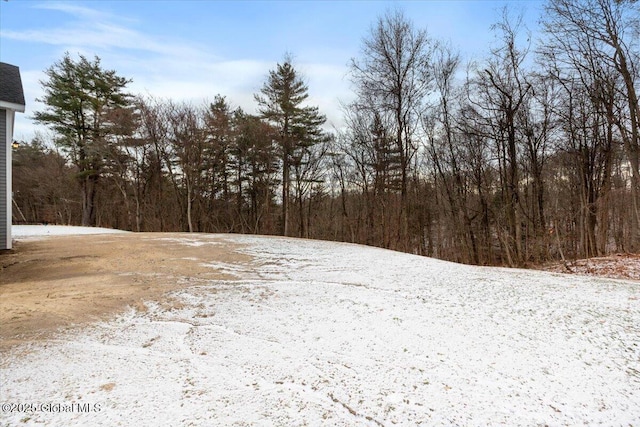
0,233 -> 251,350
536,253 -> 640,281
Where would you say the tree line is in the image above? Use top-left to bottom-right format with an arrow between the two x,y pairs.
13,0 -> 639,267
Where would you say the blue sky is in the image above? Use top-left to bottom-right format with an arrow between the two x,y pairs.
0,0 -> 544,141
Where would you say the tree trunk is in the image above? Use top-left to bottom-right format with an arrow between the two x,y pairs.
186,176 -> 193,233
81,175 -> 98,227
282,159 -> 289,237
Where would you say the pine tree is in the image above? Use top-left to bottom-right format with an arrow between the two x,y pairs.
255,56 -> 326,236
34,53 -> 131,226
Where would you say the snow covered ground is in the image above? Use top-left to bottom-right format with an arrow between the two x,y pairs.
2,232 -> 639,426
12,225 -> 128,240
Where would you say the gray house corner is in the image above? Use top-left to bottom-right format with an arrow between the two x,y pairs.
1,62 -> 26,250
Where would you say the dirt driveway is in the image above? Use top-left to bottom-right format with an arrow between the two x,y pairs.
0,233 -> 251,350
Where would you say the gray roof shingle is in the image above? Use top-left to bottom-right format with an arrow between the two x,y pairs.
0,62 -> 26,107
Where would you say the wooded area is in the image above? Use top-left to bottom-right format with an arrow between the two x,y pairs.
13,0 -> 639,267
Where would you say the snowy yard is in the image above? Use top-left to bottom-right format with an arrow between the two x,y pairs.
1,230 -> 639,426
11,224 -> 129,238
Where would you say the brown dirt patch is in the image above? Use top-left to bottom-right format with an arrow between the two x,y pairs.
536,253 -> 640,282
0,233 -> 251,350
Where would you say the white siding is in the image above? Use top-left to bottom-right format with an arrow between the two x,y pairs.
1,109 -> 11,249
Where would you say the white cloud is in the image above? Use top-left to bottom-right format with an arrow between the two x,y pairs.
1,23 -> 206,60
301,63 -> 353,130
11,70 -> 46,143
34,1 -> 119,21
7,1 -> 350,141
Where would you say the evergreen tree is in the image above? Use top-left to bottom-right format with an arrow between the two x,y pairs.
34,53 -> 131,226
255,56 -> 326,236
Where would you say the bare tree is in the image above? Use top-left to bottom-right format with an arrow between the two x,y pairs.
466,10 -> 533,265
350,9 -> 434,249
424,43 -> 482,263
541,0 -> 640,250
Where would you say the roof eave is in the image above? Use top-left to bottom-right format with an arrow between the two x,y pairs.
0,100 -> 26,113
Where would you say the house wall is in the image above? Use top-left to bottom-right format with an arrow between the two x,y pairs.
1,108 -> 10,249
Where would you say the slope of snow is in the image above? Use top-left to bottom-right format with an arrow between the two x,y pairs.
2,234 -> 639,426
12,225 -> 128,240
